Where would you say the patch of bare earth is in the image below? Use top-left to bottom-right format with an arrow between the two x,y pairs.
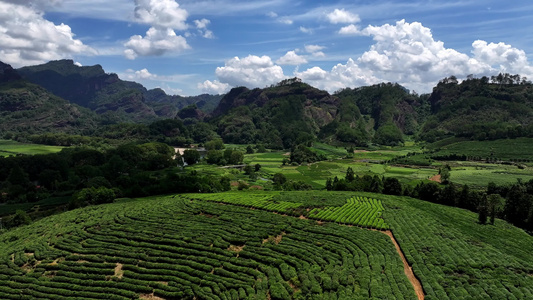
227,245 -> 245,253
263,232 -> 285,245
428,174 -> 441,183
230,181 -> 240,187
288,280 -> 300,293
139,293 -> 164,300
298,215 -> 308,220
43,271 -> 57,278
250,185 -> 263,190
49,257 -> 64,266
114,263 -> 124,279
381,230 -> 424,300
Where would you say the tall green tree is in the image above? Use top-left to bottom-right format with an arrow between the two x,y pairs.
183,149 -> 201,165
478,194 -> 489,225
487,194 -> 505,225
345,167 -> 355,182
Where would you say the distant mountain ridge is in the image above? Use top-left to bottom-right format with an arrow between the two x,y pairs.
0,63 -> 98,135
3,59 -> 533,147
17,60 -> 222,122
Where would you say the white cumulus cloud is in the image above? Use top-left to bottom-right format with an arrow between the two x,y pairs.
326,8 -> 360,24
296,60 -> 380,92
215,55 -> 286,88
134,0 -> 188,30
194,18 -> 214,38
472,40 -> 533,75
276,51 -> 308,65
0,2 -> 95,67
296,20 -> 533,93
198,80 -> 230,94
299,26 -> 313,34
124,68 -> 157,80
124,27 -> 190,59
357,19 -> 491,86
339,24 -> 360,35
304,45 -> 325,58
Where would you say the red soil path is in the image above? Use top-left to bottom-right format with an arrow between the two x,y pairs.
382,230 -> 425,300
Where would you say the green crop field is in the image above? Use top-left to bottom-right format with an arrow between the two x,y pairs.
1,191 -> 532,299
0,192 -> 416,300
430,138 -> 533,161
373,192 -> 533,300
0,140 -> 64,157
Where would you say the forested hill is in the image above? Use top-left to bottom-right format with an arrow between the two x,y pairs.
0,63 -> 98,135
16,60 -> 222,122
4,58 -> 533,147
210,78 -> 339,149
420,76 -> 533,142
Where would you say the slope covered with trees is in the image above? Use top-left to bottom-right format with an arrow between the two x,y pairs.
0,63 -> 98,136
17,60 -> 222,122
420,75 -> 533,142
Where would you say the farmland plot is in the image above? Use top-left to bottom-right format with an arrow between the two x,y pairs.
0,195 -> 416,300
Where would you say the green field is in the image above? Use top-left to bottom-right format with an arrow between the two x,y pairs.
0,192 -> 415,300
1,191 -> 532,299
429,137 -> 533,161
0,140 -> 64,157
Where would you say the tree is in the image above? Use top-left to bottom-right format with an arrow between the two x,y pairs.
246,145 -> 254,154
205,139 -> 225,150
478,194 -> 489,225
254,164 -> 262,172
229,151 -> 244,165
183,149 -> 201,165
243,165 -> 254,175
273,173 -> 287,186
383,177 -> 402,195
256,144 -> 266,153
77,187 -> 116,205
7,165 -> 30,187
326,178 -> 333,191
206,150 -> 224,165
487,194 -> 504,225
439,165 -> 451,184
345,167 -> 355,182
504,183 -> 531,227
12,210 -> 32,227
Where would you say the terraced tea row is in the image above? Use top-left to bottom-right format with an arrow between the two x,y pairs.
378,193 -> 533,300
178,192 -> 388,230
308,196 -> 389,230
0,196 -> 416,300
177,192 -> 302,214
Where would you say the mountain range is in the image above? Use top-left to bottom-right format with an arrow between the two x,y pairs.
1,59 -> 533,147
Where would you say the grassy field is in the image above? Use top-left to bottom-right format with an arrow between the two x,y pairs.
0,139 -> 64,157
1,191 -> 532,299
191,139 -> 533,190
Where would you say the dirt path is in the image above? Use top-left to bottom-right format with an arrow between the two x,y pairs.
382,230 -> 424,300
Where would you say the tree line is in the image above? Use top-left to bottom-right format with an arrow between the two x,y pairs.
327,168 -> 533,232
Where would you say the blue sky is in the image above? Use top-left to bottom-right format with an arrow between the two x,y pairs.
1,0 -> 533,95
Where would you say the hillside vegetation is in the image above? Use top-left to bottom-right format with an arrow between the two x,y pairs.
1,191 -> 532,299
